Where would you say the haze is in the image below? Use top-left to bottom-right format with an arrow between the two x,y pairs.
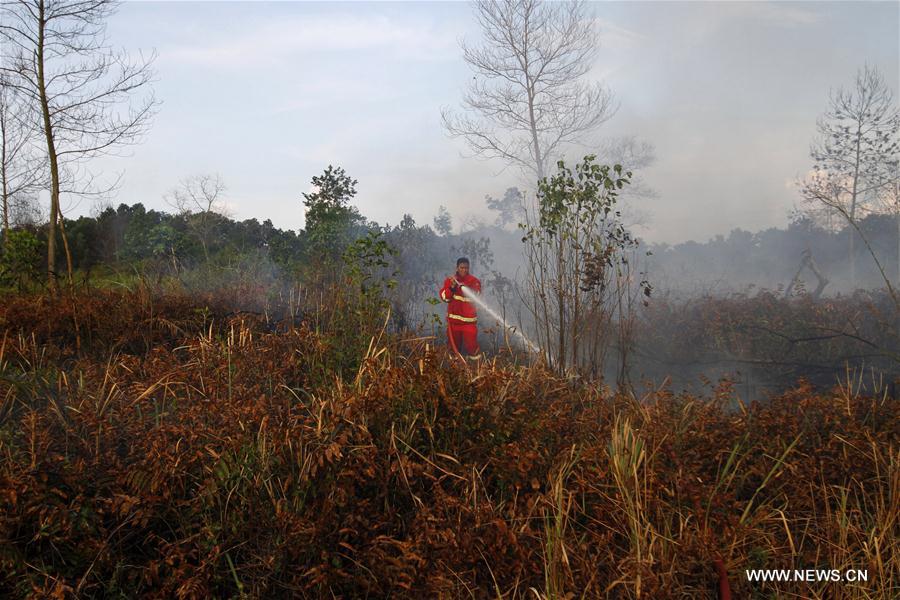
73,1 -> 900,244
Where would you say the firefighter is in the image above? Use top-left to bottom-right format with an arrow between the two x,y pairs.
439,257 -> 482,360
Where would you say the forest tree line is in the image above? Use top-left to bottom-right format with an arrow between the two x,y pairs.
4,185 -> 899,295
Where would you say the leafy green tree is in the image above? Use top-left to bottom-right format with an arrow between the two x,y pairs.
122,204 -> 161,260
433,205 -> 452,236
145,224 -> 181,258
0,228 -> 42,290
311,229 -> 399,372
485,187 -> 525,229
343,229 -> 397,304
261,219 -> 304,272
520,155 -> 649,377
302,165 -> 365,264
64,216 -> 100,273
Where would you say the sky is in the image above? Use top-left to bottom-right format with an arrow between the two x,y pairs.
62,1 -> 900,244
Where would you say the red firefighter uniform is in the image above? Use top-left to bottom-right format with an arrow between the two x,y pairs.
440,273 -> 482,357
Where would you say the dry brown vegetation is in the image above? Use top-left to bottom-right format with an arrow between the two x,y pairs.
637,289 -> 900,393
0,288 -> 897,598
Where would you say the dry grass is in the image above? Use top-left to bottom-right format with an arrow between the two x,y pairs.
0,289 -> 897,598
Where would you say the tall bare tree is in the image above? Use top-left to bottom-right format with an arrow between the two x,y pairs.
0,77 -> 44,250
0,0 -> 157,287
442,0 -> 616,181
165,174 -> 229,264
799,64 -> 900,288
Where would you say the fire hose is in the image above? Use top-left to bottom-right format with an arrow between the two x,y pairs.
446,277 -> 468,366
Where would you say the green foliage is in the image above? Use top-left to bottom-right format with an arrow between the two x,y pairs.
527,155 -> 630,241
148,224 -> 181,258
485,186 -> 525,228
70,203 -> 307,282
519,155 -> 651,374
302,165 -> 365,263
524,155 -> 648,296
344,230 -> 397,291
432,205 -> 452,236
122,204 -> 167,260
386,214 -> 439,283
0,229 -> 43,289
341,229 -> 399,325
289,231 -> 400,377
64,216 -> 100,272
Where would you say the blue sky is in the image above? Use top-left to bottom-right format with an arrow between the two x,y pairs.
72,1 -> 900,243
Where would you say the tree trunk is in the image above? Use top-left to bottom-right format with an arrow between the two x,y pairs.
526,79 -> 544,181
571,237 -> 580,370
57,209 -> 74,285
1,106 -> 8,252
36,0 -> 62,290
556,233 -> 565,371
540,242 -> 551,368
849,121 -> 863,289
895,180 -> 900,288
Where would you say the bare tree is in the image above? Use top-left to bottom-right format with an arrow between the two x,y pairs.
800,160 -> 899,312
0,78 -> 44,250
9,191 -> 43,226
799,64 -> 900,288
165,174 -> 229,263
442,0 -> 616,181
0,0 -> 158,287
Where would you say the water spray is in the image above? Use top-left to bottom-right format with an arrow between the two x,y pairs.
458,285 -> 545,358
